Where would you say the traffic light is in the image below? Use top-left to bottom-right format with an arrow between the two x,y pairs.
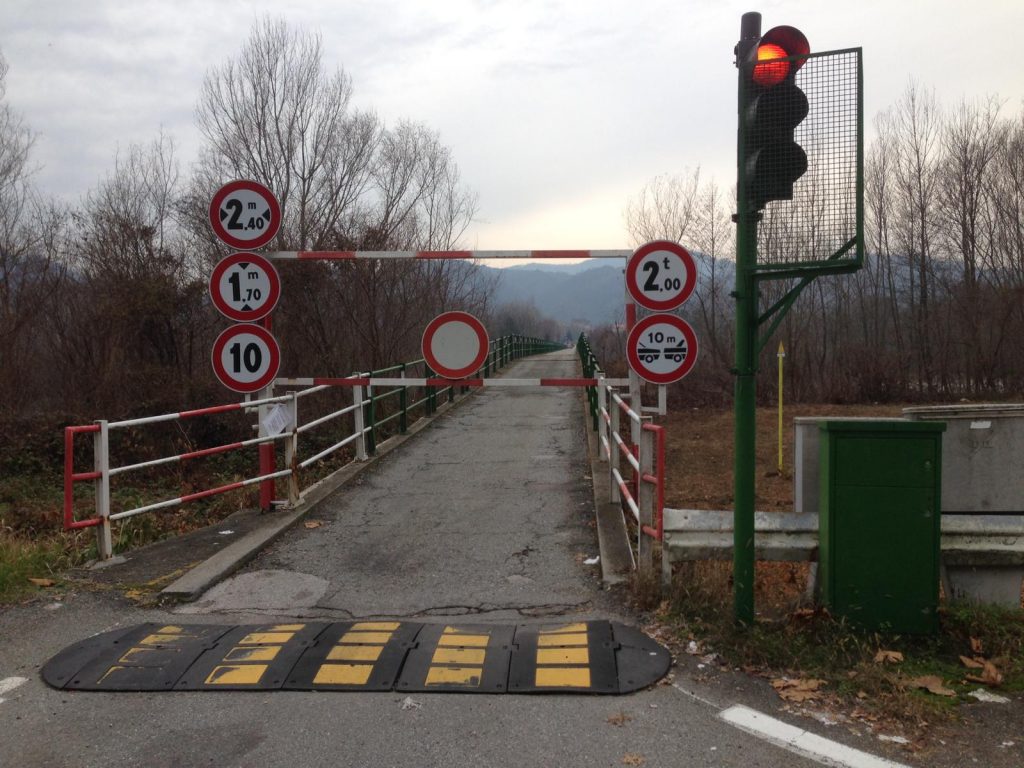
742,25 -> 810,210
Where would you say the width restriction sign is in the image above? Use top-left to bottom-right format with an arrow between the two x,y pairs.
211,324 -> 281,393
625,240 -> 697,312
209,252 -> 281,322
209,179 -> 281,251
627,313 -> 698,384
422,311 -> 489,379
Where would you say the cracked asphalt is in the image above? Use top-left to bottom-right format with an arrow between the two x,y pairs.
181,349 -> 613,623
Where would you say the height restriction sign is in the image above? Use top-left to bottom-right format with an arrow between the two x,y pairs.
625,240 -> 697,311
209,179 -> 282,251
209,252 -> 281,322
626,313 -> 699,384
211,324 -> 281,393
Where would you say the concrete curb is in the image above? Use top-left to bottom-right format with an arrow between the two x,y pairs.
159,393 -> 475,602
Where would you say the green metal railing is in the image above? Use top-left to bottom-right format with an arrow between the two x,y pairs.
576,333 -> 604,431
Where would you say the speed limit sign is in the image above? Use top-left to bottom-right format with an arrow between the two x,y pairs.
625,240 -> 697,311
211,324 -> 281,393
209,252 -> 281,322
209,179 -> 282,251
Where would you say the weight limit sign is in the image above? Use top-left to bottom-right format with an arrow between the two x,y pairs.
625,240 -> 697,312
626,314 -> 698,384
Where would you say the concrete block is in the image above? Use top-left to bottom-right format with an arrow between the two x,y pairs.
904,403 -> 1024,513
945,565 -> 1024,608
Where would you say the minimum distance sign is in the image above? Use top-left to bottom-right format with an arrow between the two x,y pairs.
209,252 -> 281,322
209,179 -> 282,251
627,313 -> 699,384
421,311 -> 489,380
625,240 -> 697,312
211,323 -> 281,394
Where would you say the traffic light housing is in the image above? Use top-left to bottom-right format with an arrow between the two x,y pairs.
742,25 -> 810,210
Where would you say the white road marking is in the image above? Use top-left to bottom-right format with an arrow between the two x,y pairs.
0,676 -> 28,703
719,705 -> 910,768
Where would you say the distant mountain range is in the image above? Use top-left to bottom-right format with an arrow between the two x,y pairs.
481,257 -> 736,328
483,263 -> 626,327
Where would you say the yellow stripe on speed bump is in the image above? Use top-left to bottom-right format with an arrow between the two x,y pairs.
339,631 -> 393,645
535,667 -> 592,688
431,648 -> 486,665
238,632 -> 296,645
425,667 -> 482,686
223,646 -> 282,662
327,645 -> 384,662
205,664 -> 269,685
314,664 -> 373,686
536,647 -> 589,665
437,630 -> 490,648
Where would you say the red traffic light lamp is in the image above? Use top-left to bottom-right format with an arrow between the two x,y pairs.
742,24 -> 811,210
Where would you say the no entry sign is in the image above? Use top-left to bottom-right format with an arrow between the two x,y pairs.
625,240 -> 697,312
209,179 -> 282,251
626,313 -> 699,384
211,324 -> 281,393
209,252 -> 281,322
422,311 -> 489,379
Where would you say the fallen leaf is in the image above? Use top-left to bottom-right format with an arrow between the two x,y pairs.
970,637 -> 984,655
874,650 -> 904,664
959,655 -> 985,670
607,711 -> 633,727
772,678 -> 826,702
965,662 -> 1003,687
622,754 -> 645,766
907,675 -> 956,698
304,520 -> 323,529
27,578 -> 56,587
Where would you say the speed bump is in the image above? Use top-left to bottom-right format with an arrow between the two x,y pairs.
42,620 -> 670,694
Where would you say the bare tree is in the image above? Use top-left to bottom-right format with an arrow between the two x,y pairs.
624,168 -> 702,245
195,17 -> 377,250
0,51 -> 67,413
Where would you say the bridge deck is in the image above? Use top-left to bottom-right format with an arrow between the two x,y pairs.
183,349 -> 611,623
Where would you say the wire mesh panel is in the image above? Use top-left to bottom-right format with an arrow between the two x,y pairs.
755,47 -> 863,273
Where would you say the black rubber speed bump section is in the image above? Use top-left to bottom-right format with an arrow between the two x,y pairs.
509,621 -> 617,693
174,622 -> 326,690
396,623 -> 514,693
42,623 -> 233,691
286,621 -> 419,691
611,622 -> 673,694
41,620 -> 671,694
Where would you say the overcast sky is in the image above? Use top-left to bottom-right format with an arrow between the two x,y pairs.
2,0 -> 1023,253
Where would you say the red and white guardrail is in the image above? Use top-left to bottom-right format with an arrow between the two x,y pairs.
275,377 -> 630,388
267,249 -> 631,261
597,385 -> 666,543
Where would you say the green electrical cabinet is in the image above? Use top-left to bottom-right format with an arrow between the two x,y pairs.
818,420 -> 945,634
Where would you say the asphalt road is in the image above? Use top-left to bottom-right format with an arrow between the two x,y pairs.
1,350 -> 897,768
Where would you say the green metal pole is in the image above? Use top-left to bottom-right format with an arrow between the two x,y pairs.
733,11 -> 761,626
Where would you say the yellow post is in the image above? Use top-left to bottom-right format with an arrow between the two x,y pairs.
777,341 -> 785,473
